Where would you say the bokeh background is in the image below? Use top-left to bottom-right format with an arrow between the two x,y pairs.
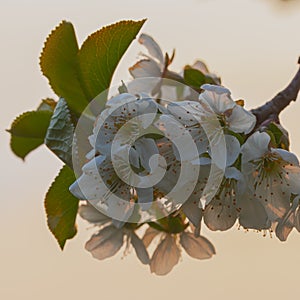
1,0 -> 300,299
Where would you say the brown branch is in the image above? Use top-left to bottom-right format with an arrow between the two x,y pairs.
251,57 -> 300,128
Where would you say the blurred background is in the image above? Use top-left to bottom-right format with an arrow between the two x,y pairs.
1,0 -> 300,299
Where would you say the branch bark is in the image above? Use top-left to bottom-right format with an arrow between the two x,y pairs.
251,58 -> 300,128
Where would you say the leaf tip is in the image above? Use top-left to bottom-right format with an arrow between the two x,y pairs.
39,20 -> 76,73
58,240 -> 66,250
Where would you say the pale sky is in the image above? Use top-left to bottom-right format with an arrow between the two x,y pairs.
1,1 -> 300,299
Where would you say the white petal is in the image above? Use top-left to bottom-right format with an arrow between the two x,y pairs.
69,180 -> 86,200
168,100 -> 227,171
204,198 -> 237,231
85,226 -> 124,260
207,130 -> 227,170
224,135 -> 240,166
227,105 -> 256,134
127,77 -> 161,95
225,167 -> 246,195
198,157 -> 212,165
182,198 -> 203,229
155,114 -> 201,162
134,138 -> 159,172
180,232 -> 215,259
106,198 -> 134,223
138,33 -> 165,66
199,88 -> 235,114
225,167 -> 243,181
167,101 -> 201,126
159,82 -> 191,102
201,84 -> 231,95
271,148 -> 300,166
241,131 -> 270,164
276,197 -> 299,241
192,60 -> 209,75
256,182 -> 290,221
106,93 -> 137,107
142,227 -> 160,248
238,194 -> 271,230
150,235 -> 181,276
275,207 -> 295,241
82,155 -> 106,173
85,149 -> 95,160
69,159 -> 106,201
130,231 -> 150,265
129,59 -> 162,78
199,166 -> 225,207
282,164 -> 300,195
78,204 -> 110,224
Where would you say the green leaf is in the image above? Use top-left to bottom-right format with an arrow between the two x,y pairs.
183,66 -> 217,88
267,122 -> 290,150
78,19 -> 146,106
40,21 -> 89,115
45,98 -> 74,168
8,110 -> 52,159
265,130 -> 277,148
224,129 -> 245,144
167,216 -> 189,234
184,67 -> 207,88
268,123 -> 283,144
45,165 -> 79,250
148,222 -> 166,232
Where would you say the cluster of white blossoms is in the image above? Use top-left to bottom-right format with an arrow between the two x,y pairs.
69,34 -> 300,275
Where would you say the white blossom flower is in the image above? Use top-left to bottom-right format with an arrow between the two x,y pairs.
241,131 -> 300,222
70,93 -> 168,218
154,160 -> 218,236
165,85 -> 251,170
85,225 -> 125,260
203,167 -> 244,231
143,226 -> 215,275
128,33 -> 191,102
92,94 -> 159,158
150,133 -> 204,213
128,34 -> 166,95
154,102 -> 243,223
154,113 -> 208,162
181,133 -> 241,226
79,203 -> 150,264
69,155 -> 135,222
129,33 -> 165,79
87,93 -> 137,159
199,84 -> 256,134
159,105 -> 209,157
166,99 -> 226,173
